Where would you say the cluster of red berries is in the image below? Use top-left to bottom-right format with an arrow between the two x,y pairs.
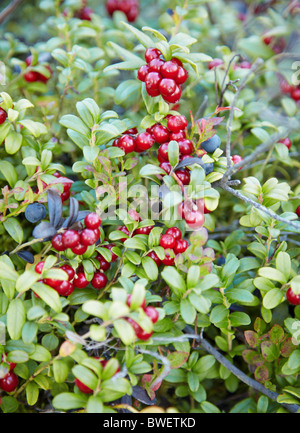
126,295 -> 159,341
280,78 -> 300,102
0,354 -> 18,393
24,55 -> 52,84
51,212 -> 101,256
75,358 -> 120,394
0,108 -> 7,125
157,227 -> 189,266
137,48 -> 188,104
113,127 -> 155,154
106,0 -> 139,22
35,261 -> 76,296
154,114 -> 192,185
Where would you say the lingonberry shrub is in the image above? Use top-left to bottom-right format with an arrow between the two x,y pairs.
0,0 -> 300,416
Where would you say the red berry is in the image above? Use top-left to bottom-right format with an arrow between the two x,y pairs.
124,127 -> 138,135
165,227 -> 182,241
96,255 -> 111,271
296,206 -> 300,218
175,169 -> 190,185
126,318 -> 153,341
162,85 -> 182,104
159,162 -> 172,175
56,280 -> 74,296
167,115 -> 187,133
279,138 -> 292,150
134,226 -> 153,235
161,252 -> 175,266
71,243 -> 88,255
84,212 -> 102,230
118,134 -> 136,154
160,61 -> 179,79
35,261 -> 45,274
145,72 -> 162,91
145,48 -> 161,64
148,58 -> 165,73
74,272 -> 89,289
152,124 -> 170,144
147,251 -> 162,267
126,294 -> 146,310
119,225 -> 130,242
146,87 -> 161,97
60,264 -> 75,281
51,234 -> 66,252
158,142 -> 169,161
135,132 -> 155,151
144,306 -> 159,324
286,288 -> 300,305
24,71 -> 39,82
75,378 -> 93,394
174,239 -> 189,254
176,66 -> 189,85
280,79 -> 293,94
170,130 -> 186,141
80,228 -> 99,246
0,372 -> 19,393
160,234 -> 176,249
43,277 -> 63,289
179,139 -> 193,155
232,155 -> 243,166
291,88 -> 300,101
62,230 -> 80,249
61,190 -> 71,202
91,272 -> 108,290
185,210 -> 205,230
0,108 -> 7,125
159,78 -> 176,96
79,6 -> 93,20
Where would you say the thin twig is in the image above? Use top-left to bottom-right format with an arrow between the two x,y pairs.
0,0 -> 24,24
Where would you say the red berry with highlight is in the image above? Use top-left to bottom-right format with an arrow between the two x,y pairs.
84,213 -> 101,230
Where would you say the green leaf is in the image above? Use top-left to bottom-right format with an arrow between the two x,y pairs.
4,131 -> 23,155
7,299 -> 26,340
180,299 -> 196,324
26,382 -> 39,406
258,267 -> 287,284
142,256 -> 158,281
16,271 -> 39,293
53,392 -> 87,410
73,365 -> 98,391
0,160 -> 17,187
86,395 -> 104,413
3,218 -> 23,244
31,282 -> 62,313
161,267 -> 186,297
122,21 -> 154,48
114,319 -> 136,345
263,288 -> 285,310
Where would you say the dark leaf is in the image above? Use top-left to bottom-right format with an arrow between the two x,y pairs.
63,198 -> 79,228
16,250 -> 35,264
47,189 -> 63,229
175,157 -> 205,171
75,211 -> 91,223
132,386 -> 157,405
32,221 -> 57,240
